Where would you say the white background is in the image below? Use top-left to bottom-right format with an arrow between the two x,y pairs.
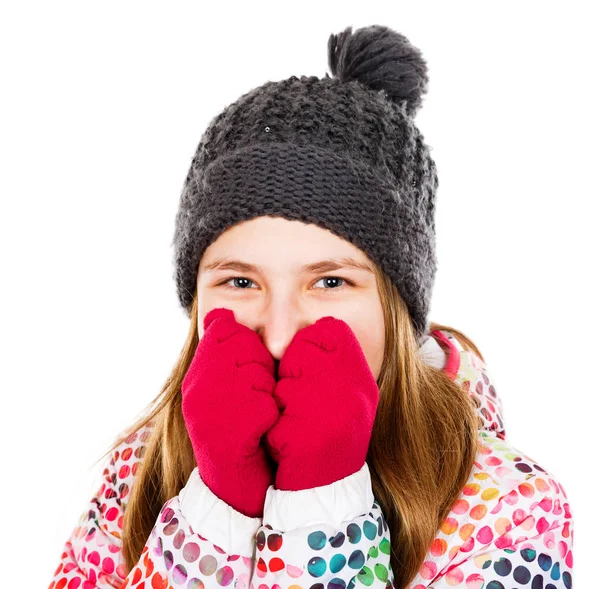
1,1 -> 596,585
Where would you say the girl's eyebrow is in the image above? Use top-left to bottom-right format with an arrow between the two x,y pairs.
201,256 -> 374,274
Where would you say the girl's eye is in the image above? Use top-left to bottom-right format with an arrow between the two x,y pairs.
219,277 -> 258,291
313,277 -> 352,290
217,276 -> 353,292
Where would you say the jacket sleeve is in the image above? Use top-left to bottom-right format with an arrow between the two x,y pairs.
251,462 -> 395,589
48,444 -> 262,588
426,487 -> 574,588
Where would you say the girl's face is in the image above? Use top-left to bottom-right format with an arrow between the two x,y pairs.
196,216 -> 385,381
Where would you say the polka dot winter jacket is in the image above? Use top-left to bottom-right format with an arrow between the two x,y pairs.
48,329 -> 573,589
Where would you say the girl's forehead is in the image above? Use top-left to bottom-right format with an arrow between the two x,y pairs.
201,217 -> 370,271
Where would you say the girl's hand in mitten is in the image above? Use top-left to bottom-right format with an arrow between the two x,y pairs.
264,316 -> 380,491
181,307 -> 280,518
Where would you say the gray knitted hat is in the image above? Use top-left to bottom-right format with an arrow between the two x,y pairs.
172,24 -> 439,341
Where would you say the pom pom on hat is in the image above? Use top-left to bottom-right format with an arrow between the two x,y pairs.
327,24 -> 429,118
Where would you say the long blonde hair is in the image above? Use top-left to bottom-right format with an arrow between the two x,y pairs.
96,264 -> 484,588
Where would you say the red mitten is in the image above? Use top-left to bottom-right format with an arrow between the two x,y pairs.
181,307 -> 280,518
264,316 -> 380,491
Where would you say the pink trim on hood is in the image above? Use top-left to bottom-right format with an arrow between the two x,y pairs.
430,329 -> 460,381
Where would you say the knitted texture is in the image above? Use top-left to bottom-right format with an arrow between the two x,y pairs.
172,24 -> 439,340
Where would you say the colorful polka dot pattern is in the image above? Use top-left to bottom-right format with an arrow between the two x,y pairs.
254,499 -> 394,589
47,422 -> 256,588
447,332 -> 506,440
407,331 -> 574,588
119,499 -> 255,589
48,424 -> 153,588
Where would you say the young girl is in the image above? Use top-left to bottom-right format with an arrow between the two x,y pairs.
48,24 -> 573,589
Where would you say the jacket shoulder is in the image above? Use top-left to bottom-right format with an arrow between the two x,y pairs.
409,434 -> 573,587
49,414 -> 264,587
48,420 -> 157,586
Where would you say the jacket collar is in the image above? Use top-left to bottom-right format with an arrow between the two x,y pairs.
418,330 -> 506,438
